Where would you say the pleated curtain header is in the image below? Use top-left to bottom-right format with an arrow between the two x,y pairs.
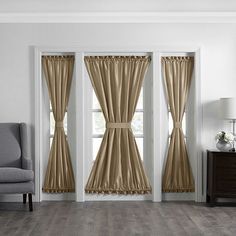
84,55 -> 151,62
161,56 -> 194,62
42,55 -> 74,59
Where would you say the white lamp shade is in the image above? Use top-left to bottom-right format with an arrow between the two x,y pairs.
219,97 -> 236,120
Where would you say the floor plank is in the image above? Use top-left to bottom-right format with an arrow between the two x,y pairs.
0,201 -> 236,236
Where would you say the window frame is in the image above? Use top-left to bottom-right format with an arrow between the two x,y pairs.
91,84 -> 144,161
36,47 -> 201,203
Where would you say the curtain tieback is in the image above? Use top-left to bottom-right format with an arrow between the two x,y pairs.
106,122 -> 131,129
174,122 -> 182,128
55,121 -> 64,128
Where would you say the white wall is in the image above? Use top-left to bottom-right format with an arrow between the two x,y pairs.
0,23 -> 236,201
1,0 -> 236,12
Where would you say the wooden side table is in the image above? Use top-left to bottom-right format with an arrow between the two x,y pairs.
207,150 -> 236,206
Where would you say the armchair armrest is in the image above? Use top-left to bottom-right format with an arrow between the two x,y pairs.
20,123 -> 33,170
22,157 -> 32,170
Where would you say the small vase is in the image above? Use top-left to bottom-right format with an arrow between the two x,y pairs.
216,140 -> 232,152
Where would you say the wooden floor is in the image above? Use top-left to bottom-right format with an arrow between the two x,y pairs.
0,201 -> 236,236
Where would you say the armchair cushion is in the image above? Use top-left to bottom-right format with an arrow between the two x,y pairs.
0,167 -> 34,183
0,181 -> 34,194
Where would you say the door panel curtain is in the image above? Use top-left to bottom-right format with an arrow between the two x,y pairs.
162,56 -> 195,193
84,56 -> 152,194
42,55 -> 75,193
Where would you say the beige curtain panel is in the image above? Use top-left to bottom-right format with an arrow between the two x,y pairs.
162,56 -> 195,192
42,55 -> 75,193
84,56 -> 152,194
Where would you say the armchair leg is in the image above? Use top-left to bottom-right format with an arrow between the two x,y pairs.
28,193 -> 33,212
23,194 -> 27,204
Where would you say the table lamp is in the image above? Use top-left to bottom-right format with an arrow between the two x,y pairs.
219,97 -> 236,151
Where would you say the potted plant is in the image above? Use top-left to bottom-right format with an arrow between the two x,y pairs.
215,131 -> 234,151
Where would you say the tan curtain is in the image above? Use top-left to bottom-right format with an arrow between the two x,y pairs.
84,56 -> 152,194
162,56 -> 195,192
42,55 -> 75,193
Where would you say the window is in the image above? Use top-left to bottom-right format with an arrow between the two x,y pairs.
49,103 -> 68,146
92,89 -> 144,161
91,92 -> 105,160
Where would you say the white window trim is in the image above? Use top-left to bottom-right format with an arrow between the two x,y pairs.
35,45 -> 202,203
159,52 -> 202,202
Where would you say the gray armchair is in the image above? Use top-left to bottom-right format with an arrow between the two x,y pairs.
0,123 -> 34,211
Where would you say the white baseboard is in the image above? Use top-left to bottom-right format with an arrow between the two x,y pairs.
0,193 -> 76,202
162,193 -> 195,201
85,194 -> 152,201
0,194 -> 37,202
41,193 -> 76,201
0,193 -> 196,202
